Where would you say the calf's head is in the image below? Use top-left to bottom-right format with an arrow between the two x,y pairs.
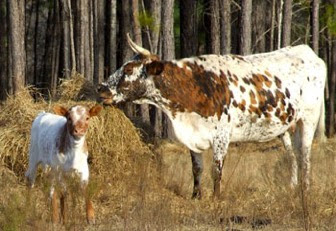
97,33 -> 164,105
53,105 -> 102,140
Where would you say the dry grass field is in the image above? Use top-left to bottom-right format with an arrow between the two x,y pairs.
1,76 -> 336,230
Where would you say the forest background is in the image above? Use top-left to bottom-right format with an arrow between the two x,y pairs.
1,0 -> 336,138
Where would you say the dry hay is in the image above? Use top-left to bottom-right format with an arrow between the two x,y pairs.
56,72 -> 97,101
0,78 -> 154,187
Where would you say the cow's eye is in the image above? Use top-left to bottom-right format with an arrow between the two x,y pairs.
124,66 -> 133,75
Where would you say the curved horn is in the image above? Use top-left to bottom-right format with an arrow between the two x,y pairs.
127,33 -> 151,56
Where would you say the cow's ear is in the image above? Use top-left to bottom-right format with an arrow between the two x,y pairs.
89,105 -> 103,117
53,105 -> 68,116
145,61 -> 164,76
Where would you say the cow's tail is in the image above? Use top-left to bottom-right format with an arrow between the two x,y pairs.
315,95 -> 326,143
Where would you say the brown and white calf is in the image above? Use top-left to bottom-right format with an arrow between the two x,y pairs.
25,105 -> 102,224
98,34 -> 326,199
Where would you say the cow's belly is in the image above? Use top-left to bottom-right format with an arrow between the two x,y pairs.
171,112 -> 216,153
230,118 -> 294,142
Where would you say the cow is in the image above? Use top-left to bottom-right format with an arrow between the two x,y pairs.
98,34 -> 326,199
25,105 -> 102,224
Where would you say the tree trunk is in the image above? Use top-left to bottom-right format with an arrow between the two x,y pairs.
142,0 -> 162,137
87,0 -> 94,81
161,0 -> 175,138
219,0 -> 231,54
269,0 -> 276,51
281,0 -> 292,47
180,0 -> 198,57
327,1 -> 336,137
107,0 -> 117,76
277,0 -> 284,49
60,0 -> 71,78
240,0 -> 252,55
310,0 -> 319,53
50,0 -> 61,95
8,0 -> 26,94
144,0 -> 161,54
252,0 -> 266,53
0,0 -> 7,100
93,0 -> 105,84
205,0 -> 220,54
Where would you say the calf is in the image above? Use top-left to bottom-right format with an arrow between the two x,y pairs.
25,105 -> 102,224
98,34 -> 326,198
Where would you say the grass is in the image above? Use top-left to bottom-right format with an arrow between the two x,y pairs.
1,75 -> 336,230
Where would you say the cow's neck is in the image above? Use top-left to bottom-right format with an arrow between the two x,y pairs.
58,125 -> 85,154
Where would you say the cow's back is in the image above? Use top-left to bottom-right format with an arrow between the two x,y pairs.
30,112 -> 66,164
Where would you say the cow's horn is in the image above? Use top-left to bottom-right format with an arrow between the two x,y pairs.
127,33 -> 151,56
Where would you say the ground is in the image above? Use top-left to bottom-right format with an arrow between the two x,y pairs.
1,137 -> 336,231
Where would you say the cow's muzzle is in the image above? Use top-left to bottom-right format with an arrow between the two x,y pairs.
97,84 -> 114,105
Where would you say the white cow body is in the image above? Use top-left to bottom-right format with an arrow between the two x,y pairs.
25,105 -> 101,224
26,112 -> 89,184
98,36 -> 326,198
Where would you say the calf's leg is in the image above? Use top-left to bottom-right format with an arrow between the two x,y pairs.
83,183 -> 95,224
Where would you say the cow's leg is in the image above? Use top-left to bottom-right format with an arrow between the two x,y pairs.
190,150 -> 203,199
60,191 -> 67,224
25,150 -> 39,188
83,182 -> 95,224
51,187 -> 59,224
80,163 -> 95,224
281,132 -> 298,187
300,121 -> 315,190
212,132 -> 229,198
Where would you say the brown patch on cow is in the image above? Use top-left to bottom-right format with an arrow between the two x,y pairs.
267,105 -> 274,112
287,103 -> 295,116
238,99 -> 246,112
123,62 -> 142,75
264,70 -> 272,78
275,89 -> 285,104
280,113 -> 288,124
249,105 -> 262,117
265,90 -> 277,107
263,111 -> 272,120
58,126 -> 67,154
232,100 -> 238,107
152,61 -> 232,119
240,86 -> 246,93
251,74 -> 263,90
232,55 -> 246,62
249,90 -> 257,104
275,108 -> 281,118
243,77 -> 250,85
285,88 -> 290,98
256,89 -> 267,106
263,75 -> 272,88
274,76 -> 282,88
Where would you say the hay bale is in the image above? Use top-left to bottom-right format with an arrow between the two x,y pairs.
0,82 -> 153,185
0,88 -> 48,174
57,73 -> 97,101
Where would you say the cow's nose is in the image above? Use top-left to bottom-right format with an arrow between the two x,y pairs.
97,84 -> 107,93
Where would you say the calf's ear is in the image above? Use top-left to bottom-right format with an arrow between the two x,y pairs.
53,105 -> 68,116
89,105 -> 103,117
145,61 -> 164,76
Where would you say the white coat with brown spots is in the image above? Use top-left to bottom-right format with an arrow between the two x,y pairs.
25,105 -> 102,224
98,34 -> 326,199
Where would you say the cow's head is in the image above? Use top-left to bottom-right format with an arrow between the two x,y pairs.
97,33 -> 164,105
53,105 -> 102,140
